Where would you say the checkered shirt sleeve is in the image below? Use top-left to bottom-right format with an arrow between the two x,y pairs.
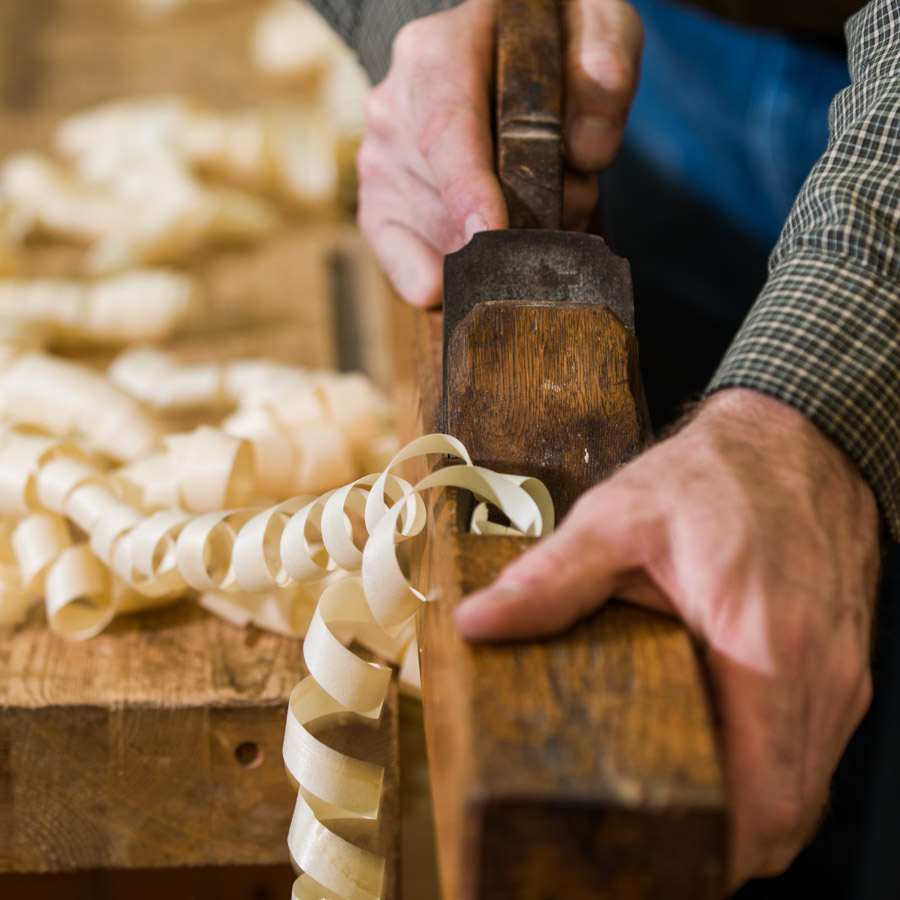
308,0 -> 459,82
708,0 -> 900,540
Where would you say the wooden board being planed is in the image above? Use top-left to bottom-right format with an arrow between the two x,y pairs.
0,0 -> 401,895
390,294 -> 727,898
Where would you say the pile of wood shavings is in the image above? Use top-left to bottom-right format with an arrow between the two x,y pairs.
0,26 -> 387,647
0,344 -> 398,642
0,93 -> 361,276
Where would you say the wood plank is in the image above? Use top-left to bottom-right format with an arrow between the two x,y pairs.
423,499 -> 726,899
1,601 -> 304,870
0,219 -> 402,881
0,600 -> 399,889
0,863 -> 296,900
395,295 -> 728,898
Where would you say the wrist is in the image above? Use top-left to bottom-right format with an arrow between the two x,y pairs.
699,387 -> 816,434
697,388 -> 880,536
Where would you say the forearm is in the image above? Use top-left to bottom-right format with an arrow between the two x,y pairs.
708,0 -> 900,540
307,0 -> 463,82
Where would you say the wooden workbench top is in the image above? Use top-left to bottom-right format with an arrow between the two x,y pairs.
0,1 -> 401,894
2,600 -> 303,710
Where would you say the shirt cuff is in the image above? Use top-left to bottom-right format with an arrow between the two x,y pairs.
706,249 -> 900,541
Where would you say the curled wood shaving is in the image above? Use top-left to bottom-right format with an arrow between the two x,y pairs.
56,96 -> 341,209
0,150 -> 277,273
0,353 -> 162,462
0,269 -> 195,345
110,348 -> 396,496
0,407 -> 553,900
284,434 -> 553,898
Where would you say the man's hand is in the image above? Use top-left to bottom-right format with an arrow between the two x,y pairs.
455,389 -> 881,889
357,0 -> 643,307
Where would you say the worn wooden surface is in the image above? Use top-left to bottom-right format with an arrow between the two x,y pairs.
0,0 -> 294,157
0,217 -> 400,884
496,0 -> 563,230
395,294 -> 728,898
447,302 -> 644,517
0,237 -> 400,884
0,601 -> 399,886
0,862 -> 297,900
0,0 -> 400,892
423,502 -> 726,900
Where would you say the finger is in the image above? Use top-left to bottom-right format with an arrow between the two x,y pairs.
454,534 -> 622,640
399,8 -> 509,239
564,0 -> 643,171
362,82 -> 438,189
454,489 -> 670,641
413,88 -> 509,241
709,658 -> 795,887
357,130 -> 458,306
358,149 -> 465,254
742,633 -> 873,884
715,603 -> 874,890
362,220 -> 444,308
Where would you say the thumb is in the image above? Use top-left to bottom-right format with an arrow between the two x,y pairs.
564,0 -> 643,171
454,505 -> 658,641
403,1 -> 509,242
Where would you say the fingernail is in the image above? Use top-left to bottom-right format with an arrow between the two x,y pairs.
455,584 -> 520,620
464,212 -> 489,243
568,115 -> 617,167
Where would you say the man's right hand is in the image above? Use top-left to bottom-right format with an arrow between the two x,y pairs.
356,0 -> 643,307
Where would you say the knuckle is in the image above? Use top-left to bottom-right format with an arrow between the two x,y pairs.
354,138 -> 379,183
759,795 -> 806,852
363,84 -> 396,132
577,49 -> 636,104
415,106 -> 456,160
839,643 -> 866,694
392,17 -> 433,66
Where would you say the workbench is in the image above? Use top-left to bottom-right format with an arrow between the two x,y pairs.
0,2 -> 405,896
